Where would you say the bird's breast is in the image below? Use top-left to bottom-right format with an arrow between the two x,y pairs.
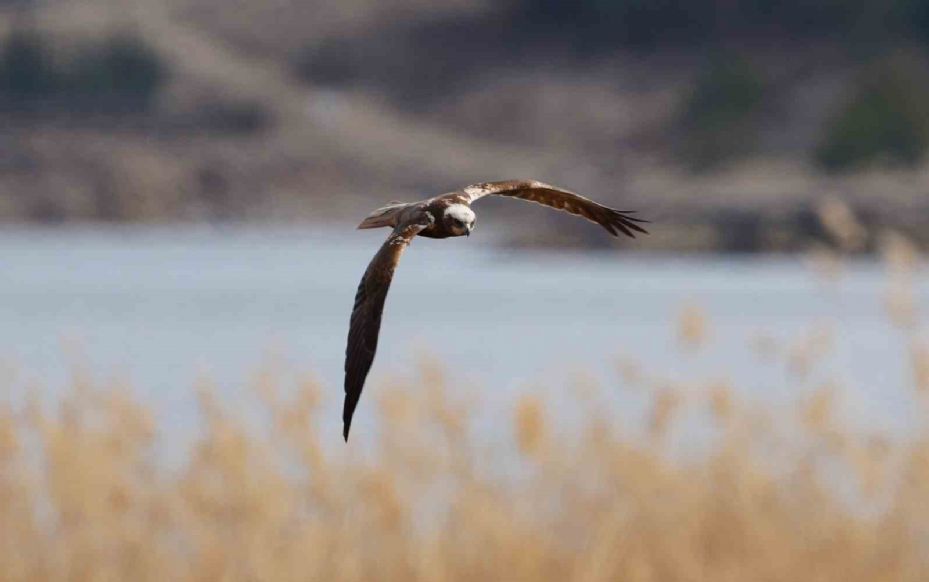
416,226 -> 452,239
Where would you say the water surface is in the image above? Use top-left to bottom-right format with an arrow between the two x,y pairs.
0,227 -> 925,443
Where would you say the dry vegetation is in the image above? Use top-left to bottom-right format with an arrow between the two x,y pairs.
2,341 -> 929,580
0,218 -> 927,581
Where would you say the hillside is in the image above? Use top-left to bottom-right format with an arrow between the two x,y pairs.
2,0 -> 929,251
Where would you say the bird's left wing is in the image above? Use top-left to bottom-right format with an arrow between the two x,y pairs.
462,180 -> 648,238
343,213 -> 433,441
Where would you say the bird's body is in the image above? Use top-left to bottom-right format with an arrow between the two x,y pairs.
343,180 -> 648,440
358,194 -> 474,239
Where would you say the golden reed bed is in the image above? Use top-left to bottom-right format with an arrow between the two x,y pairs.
1,347 -> 928,582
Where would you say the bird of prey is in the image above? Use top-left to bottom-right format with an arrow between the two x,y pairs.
343,180 -> 648,440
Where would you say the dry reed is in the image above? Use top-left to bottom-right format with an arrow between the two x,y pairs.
0,338 -> 925,581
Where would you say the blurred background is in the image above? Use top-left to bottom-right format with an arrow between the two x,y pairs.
2,1 -> 929,579
2,0 -> 929,247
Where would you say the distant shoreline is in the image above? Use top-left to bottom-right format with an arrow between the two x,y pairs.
0,221 -> 919,256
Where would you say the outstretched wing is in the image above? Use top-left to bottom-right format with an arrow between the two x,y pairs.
462,180 -> 648,238
343,216 -> 431,441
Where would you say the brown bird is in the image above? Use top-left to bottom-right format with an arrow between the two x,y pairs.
343,180 -> 648,440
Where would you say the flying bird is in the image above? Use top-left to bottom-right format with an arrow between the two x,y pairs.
343,180 -> 648,440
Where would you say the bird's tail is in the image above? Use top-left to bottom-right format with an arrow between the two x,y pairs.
357,202 -> 406,229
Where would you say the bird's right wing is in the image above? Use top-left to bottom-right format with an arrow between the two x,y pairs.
462,180 -> 648,238
343,213 -> 433,441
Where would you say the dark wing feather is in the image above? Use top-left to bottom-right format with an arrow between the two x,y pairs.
343,218 -> 430,441
462,180 -> 648,238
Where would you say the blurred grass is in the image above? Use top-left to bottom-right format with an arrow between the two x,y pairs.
2,350 -> 929,580
0,221 -> 926,580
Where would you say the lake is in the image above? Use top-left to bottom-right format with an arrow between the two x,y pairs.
0,227 -> 925,445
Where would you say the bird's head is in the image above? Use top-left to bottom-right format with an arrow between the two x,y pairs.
443,204 -> 476,237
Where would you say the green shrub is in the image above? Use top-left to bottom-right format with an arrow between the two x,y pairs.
0,30 -> 167,113
890,0 -> 929,44
676,54 -> 767,171
815,57 -> 929,172
67,35 -> 168,112
0,30 -> 59,103
511,0 -> 874,51
513,0 -> 716,50
294,38 -> 365,87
